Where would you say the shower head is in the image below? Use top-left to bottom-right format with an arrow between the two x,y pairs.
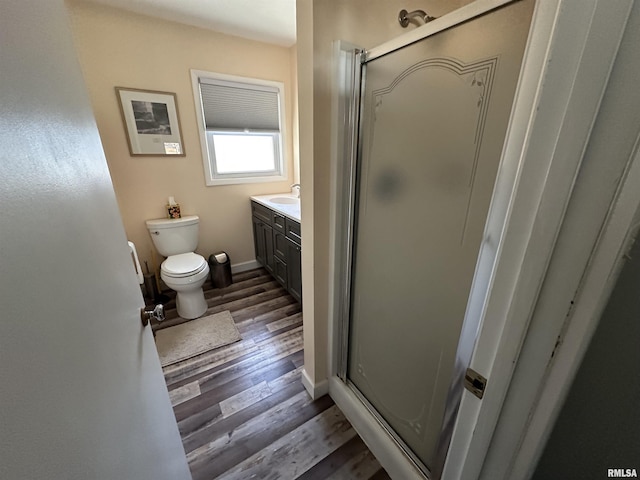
398,9 -> 438,28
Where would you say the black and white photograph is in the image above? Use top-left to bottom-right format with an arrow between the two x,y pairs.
131,100 -> 172,135
116,87 -> 185,156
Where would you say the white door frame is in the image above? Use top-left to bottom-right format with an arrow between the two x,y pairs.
482,0 -> 640,474
507,135 -> 640,480
444,0 -> 633,478
327,0 -> 634,478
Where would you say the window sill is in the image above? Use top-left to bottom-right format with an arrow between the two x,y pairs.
205,174 -> 288,187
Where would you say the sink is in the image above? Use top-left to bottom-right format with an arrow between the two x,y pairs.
270,196 -> 299,205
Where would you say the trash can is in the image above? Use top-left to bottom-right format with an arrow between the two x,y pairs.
209,251 -> 232,288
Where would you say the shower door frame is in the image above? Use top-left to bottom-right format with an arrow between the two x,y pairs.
327,0 -> 633,478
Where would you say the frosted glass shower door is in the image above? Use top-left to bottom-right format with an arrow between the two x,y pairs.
346,0 -> 533,472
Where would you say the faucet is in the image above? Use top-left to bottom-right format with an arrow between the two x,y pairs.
291,183 -> 301,198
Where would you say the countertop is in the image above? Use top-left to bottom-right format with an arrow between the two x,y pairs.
250,193 -> 301,222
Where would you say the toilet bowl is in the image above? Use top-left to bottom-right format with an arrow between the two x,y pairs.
161,252 -> 209,319
146,215 -> 210,319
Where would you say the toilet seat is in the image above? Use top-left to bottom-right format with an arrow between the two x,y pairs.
162,253 -> 207,278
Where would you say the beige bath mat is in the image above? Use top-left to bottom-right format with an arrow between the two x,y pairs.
155,310 -> 241,367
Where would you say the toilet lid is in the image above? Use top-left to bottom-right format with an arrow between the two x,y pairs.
162,253 -> 207,278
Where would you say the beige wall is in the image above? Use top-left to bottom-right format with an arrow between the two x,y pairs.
66,0 -> 296,271
297,0 -> 474,387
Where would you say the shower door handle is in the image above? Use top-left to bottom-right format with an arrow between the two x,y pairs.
140,304 -> 165,327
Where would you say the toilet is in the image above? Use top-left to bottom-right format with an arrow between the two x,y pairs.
146,215 -> 210,319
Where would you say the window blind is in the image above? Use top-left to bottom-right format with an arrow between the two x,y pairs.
199,77 -> 281,132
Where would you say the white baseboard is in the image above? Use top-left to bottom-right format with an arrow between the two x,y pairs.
231,260 -> 260,274
301,368 -> 329,400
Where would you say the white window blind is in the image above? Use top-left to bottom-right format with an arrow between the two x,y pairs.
191,70 -> 287,186
199,78 -> 281,132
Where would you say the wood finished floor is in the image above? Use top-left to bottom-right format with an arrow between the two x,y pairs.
152,268 -> 391,480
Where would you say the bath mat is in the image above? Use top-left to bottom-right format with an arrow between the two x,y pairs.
155,310 -> 241,367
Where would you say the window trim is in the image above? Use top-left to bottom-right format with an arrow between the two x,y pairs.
191,69 -> 288,186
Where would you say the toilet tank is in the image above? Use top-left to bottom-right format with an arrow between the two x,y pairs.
146,215 -> 200,257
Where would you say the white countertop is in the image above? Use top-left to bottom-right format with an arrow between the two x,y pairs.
251,193 -> 301,222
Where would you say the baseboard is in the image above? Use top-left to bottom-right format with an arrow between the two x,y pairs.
301,368 -> 330,400
231,260 -> 260,274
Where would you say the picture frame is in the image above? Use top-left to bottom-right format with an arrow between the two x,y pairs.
115,87 -> 185,156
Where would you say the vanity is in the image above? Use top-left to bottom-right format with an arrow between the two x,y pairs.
250,194 -> 302,303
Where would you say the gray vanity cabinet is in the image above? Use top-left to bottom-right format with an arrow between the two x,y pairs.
251,201 -> 302,303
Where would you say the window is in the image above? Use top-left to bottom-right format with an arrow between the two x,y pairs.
191,70 -> 287,186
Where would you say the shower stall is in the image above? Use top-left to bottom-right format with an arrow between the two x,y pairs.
331,0 -> 535,477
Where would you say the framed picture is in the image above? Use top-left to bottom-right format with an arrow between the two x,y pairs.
115,87 -> 185,156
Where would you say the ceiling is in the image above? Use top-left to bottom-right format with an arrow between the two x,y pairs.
83,0 -> 297,47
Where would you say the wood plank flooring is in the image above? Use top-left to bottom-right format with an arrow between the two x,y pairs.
152,268 -> 391,480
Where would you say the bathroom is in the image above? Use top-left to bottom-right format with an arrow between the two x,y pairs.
66,2 -> 503,477
67,0 -> 487,406
7,1 -> 632,478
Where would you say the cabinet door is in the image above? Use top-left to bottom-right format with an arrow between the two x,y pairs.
286,237 -> 302,303
273,256 -> 288,289
252,217 -> 274,274
252,216 -> 266,267
274,231 -> 288,260
264,223 -> 275,274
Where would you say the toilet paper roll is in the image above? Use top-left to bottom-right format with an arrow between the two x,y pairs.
215,253 -> 227,263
